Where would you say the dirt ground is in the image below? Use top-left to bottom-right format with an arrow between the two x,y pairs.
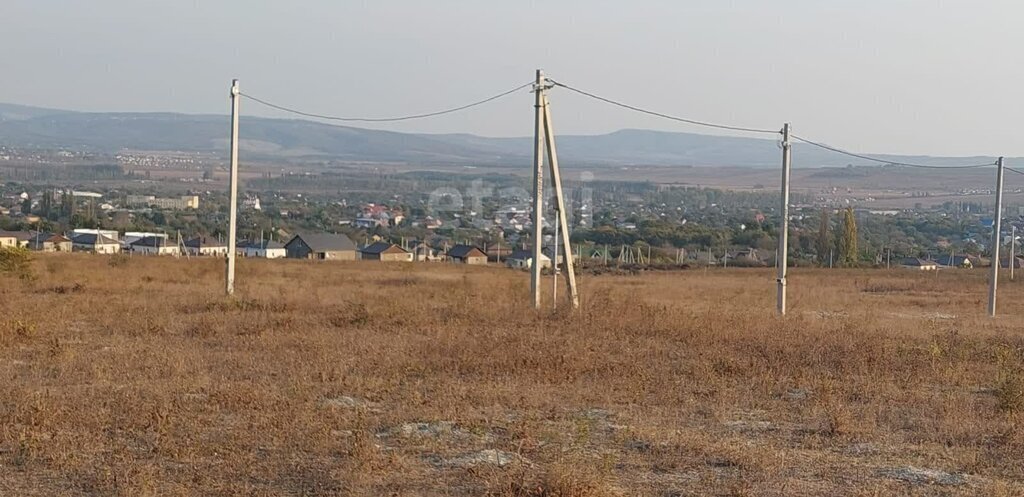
0,255 -> 1022,496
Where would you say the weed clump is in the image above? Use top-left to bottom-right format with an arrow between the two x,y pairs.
107,253 -> 130,268
0,246 -> 34,280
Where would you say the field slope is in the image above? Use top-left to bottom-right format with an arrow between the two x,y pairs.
1,256 -> 1022,495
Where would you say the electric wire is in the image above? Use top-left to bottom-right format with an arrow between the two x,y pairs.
245,76 -> 1002,171
791,134 -> 997,169
547,79 -> 781,135
1006,166 -> 1024,176
239,82 -> 533,122
551,78 -> 996,169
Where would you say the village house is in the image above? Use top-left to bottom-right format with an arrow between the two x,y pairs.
359,242 -> 413,262
27,232 -> 72,252
353,217 -> 384,229
409,241 -> 443,262
542,245 -> 573,266
240,240 -> 287,259
0,231 -> 32,248
934,254 -> 974,268
485,245 -> 514,263
723,248 -> 767,267
446,244 -> 488,265
422,216 -> 443,230
506,249 -> 552,270
0,232 -> 17,248
900,257 -> 938,271
123,232 -> 168,245
71,229 -> 119,242
284,233 -> 357,260
130,236 -> 180,256
71,233 -> 121,254
184,236 -> 229,257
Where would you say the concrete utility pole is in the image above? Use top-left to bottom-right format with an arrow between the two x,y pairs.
777,123 -> 792,315
1012,225 -> 1016,281
530,70 -> 545,310
226,79 -> 240,296
553,214 -> 559,309
542,92 -> 579,309
989,157 -> 1005,317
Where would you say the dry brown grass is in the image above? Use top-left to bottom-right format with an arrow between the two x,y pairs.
1,255 -> 1023,496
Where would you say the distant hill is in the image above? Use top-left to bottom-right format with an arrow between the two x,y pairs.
0,103 -> 1007,168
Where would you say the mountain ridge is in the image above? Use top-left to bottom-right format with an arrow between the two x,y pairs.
0,103 -> 1009,168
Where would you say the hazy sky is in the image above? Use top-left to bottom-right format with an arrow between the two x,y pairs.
4,1 -> 1023,156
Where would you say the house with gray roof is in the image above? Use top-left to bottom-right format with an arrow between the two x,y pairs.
129,236 -> 180,256
70,233 -> 121,254
446,244 -> 488,265
0,231 -> 32,249
240,239 -> 287,259
26,232 -> 72,252
284,233 -> 357,260
359,242 -> 412,262
184,236 -> 228,257
506,249 -> 551,270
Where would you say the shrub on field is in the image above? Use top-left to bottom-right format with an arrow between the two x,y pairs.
996,374 -> 1023,413
0,246 -> 34,280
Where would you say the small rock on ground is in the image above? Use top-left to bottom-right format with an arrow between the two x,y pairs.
879,467 -> 967,486
396,421 -> 459,438
783,388 -> 811,401
724,420 -> 773,431
319,396 -> 377,410
441,449 -> 526,468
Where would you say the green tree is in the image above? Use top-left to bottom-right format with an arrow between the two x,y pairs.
39,192 -> 52,219
816,209 -> 831,266
20,196 -> 31,215
840,207 -> 858,267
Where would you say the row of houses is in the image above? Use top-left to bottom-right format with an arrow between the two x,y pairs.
901,255 -> 1024,271
0,231 -> 73,252
3,229 -> 566,269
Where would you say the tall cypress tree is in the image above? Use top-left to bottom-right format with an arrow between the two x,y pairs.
840,207 -> 858,267
816,209 -> 831,266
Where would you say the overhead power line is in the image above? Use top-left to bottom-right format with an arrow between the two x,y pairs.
240,82 -> 533,123
1006,166 -> 1024,176
791,134 -> 997,169
547,79 -> 781,135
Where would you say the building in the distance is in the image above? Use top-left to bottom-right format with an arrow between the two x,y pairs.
70,229 -> 120,242
123,232 -> 168,245
506,249 -> 551,270
0,231 -> 28,248
129,236 -> 180,256
71,233 -> 121,254
240,240 -> 287,259
446,244 -> 488,265
184,236 -> 228,257
27,232 -> 72,252
126,195 -> 200,210
359,242 -> 413,262
284,233 -> 358,260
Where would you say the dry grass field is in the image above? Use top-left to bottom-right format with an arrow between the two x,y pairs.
1,255 -> 1023,496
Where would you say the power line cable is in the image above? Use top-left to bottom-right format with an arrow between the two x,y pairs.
547,79 -> 781,135
548,78 -> 996,169
1006,166 -> 1024,176
240,82 -> 533,123
791,134 -> 997,169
